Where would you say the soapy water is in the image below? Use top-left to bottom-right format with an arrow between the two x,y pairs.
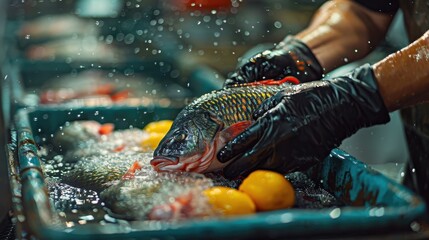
40,121 -> 342,224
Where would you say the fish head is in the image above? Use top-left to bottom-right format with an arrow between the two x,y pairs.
151,109 -> 223,173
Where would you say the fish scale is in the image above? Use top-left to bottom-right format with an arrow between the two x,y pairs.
186,83 -> 290,126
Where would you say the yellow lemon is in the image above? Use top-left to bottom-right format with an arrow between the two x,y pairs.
203,186 -> 256,216
141,120 -> 173,150
143,120 -> 173,134
140,132 -> 165,150
239,170 -> 295,211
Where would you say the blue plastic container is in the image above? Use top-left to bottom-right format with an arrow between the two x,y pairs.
10,106 -> 427,239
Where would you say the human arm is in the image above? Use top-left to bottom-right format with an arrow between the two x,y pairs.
217,30 -> 429,178
374,30 -> 429,111
295,0 -> 395,72
225,0 -> 395,85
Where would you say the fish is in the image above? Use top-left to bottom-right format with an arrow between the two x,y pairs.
61,153 -> 139,192
100,169 -> 215,220
145,76 -> 300,174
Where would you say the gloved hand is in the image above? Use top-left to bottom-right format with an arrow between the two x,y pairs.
224,36 -> 323,87
217,64 -> 390,178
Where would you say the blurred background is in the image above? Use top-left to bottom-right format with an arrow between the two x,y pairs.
6,0 -> 326,76
5,0 -> 410,172
0,0 -> 412,237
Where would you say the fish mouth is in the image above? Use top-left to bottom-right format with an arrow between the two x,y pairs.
150,143 -> 215,173
150,156 -> 180,171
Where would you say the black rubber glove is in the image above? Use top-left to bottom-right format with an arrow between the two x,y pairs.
224,36 -> 323,87
218,64 -> 390,179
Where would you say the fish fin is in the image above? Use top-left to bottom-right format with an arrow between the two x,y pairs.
220,121 -> 252,140
228,76 -> 300,88
249,76 -> 300,86
280,76 -> 300,84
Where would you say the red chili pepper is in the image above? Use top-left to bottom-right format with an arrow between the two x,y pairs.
113,144 -> 125,152
95,84 -> 115,95
122,161 -> 142,180
110,89 -> 130,102
98,123 -> 115,135
182,0 -> 231,10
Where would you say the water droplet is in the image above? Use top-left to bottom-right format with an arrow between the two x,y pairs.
17,215 -> 25,222
329,208 -> 341,219
203,16 -> 211,22
105,35 -> 114,44
280,213 -> 293,223
124,34 -> 135,44
80,215 -> 95,221
410,221 -> 421,232
78,220 -> 87,225
274,21 -> 282,29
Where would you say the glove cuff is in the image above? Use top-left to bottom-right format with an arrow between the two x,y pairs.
347,64 -> 390,126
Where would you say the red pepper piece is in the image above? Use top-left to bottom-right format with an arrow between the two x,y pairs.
98,123 -> 115,135
122,161 -> 142,180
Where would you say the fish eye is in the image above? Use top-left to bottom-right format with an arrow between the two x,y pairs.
174,132 -> 187,141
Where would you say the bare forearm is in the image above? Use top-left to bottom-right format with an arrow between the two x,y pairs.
294,0 -> 393,72
374,31 -> 429,112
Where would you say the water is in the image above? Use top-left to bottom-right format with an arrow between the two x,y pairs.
46,180 -> 105,224
40,120 -> 342,226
